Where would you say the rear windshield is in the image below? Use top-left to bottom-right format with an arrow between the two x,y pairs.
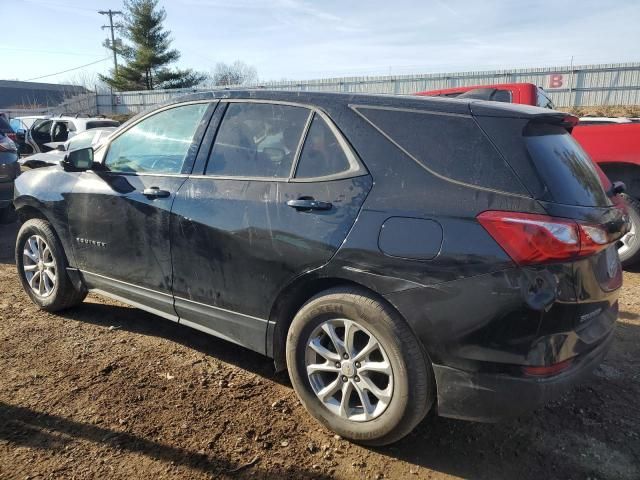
86,120 -> 120,129
524,124 -> 609,206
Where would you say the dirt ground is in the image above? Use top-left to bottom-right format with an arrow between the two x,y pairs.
0,220 -> 639,480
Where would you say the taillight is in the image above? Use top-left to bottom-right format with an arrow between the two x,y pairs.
477,210 -> 614,265
7,133 -> 17,142
523,358 -> 573,377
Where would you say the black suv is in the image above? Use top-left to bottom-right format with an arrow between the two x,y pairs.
13,91 -> 626,445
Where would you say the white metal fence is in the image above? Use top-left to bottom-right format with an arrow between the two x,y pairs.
32,62 -> 640,117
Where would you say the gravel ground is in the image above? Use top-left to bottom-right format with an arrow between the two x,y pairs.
0,220 -> 639,480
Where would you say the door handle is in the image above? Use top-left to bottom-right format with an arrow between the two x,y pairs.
143,187 -> 171,198
287,198 -> 333,211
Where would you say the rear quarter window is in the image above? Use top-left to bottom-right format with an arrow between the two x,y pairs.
353,106 -> 527,194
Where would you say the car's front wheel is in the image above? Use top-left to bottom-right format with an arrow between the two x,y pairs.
15,218 -> 87,311
286,287 -> 434,446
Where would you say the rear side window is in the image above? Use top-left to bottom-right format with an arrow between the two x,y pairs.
354,107 -> 527,194
524,124 -> 609,206
295,115 -> 351,179
206,102 -> 310,178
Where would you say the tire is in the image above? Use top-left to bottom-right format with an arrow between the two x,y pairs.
286,286 -> 434,446
15,218 -> 87,311
619,194 -> 640,268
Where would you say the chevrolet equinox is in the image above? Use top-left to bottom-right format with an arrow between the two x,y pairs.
14,91 -> 626,445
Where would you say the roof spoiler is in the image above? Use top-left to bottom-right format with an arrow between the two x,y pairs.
470,102 -> 578,130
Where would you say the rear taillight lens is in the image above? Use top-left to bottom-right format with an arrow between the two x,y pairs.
523,358 -> 573,377
478,210 -> 616,265
7,133 -> 17,142
0,136 -> 17,153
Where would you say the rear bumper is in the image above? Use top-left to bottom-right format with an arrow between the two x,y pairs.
433,330 -> 613,422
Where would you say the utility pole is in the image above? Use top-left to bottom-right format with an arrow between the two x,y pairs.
99,9 -> 123,76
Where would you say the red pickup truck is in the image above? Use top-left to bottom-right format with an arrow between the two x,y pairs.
417,83 -> 640,266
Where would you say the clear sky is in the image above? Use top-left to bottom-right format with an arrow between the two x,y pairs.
2,0 -> 640,85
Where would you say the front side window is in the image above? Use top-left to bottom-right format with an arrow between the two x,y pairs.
33,120 -> 52,136
294,115 -> 352,179
206,102 -> 310,178
104,103 -> 208,174
52,121 -> 71,142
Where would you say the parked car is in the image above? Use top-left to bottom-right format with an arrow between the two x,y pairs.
417,83 -> 640,267
0,115 -> 19,222
14,91 -> 626,445
0,112 -> 18,144
19,127 -> 117,169
22,115 -> 120,154
10,116 -> 48,155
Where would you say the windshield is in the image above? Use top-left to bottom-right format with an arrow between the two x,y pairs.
86,120 -> 120,129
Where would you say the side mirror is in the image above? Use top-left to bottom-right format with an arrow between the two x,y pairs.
63,147 -> 94,171
56,144 -> 67,152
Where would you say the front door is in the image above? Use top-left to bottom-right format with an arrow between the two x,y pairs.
170,102 -> 371,353
66,101 -> 214,320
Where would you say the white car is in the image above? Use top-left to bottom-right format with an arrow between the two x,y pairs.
20,127 -> 117,169
21,115 -> 120,154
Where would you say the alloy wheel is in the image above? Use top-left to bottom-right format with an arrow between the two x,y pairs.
305,318 -> 394,422
23,235 -> 56,298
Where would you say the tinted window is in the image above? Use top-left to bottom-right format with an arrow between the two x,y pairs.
295,115 -> 351,178
492,90 -> 512,102
33,120 -> 52,133
105,103 -> 208,174
355,107 -> 527,194
524,124 -> 609,206
206,103 -> 309,178
536,89 -> 555,109
52,121 -> 71,142
86,120 -> 120,129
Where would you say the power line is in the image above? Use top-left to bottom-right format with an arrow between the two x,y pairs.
22,57 -> 111,82
99,9 -> 123,76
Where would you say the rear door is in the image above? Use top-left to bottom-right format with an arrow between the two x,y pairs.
170,101 -> 371,353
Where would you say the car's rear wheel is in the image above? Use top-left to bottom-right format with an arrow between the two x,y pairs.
618,194 -> 640,267
286,287 -> 434,446
15,218 -> 86,311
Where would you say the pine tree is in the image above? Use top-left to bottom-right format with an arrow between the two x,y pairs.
100,0 -> 205,91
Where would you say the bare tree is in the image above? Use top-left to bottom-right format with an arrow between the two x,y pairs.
208,61 -> 258,87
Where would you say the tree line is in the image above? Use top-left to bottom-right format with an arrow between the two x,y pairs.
100,0 -> 257,91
